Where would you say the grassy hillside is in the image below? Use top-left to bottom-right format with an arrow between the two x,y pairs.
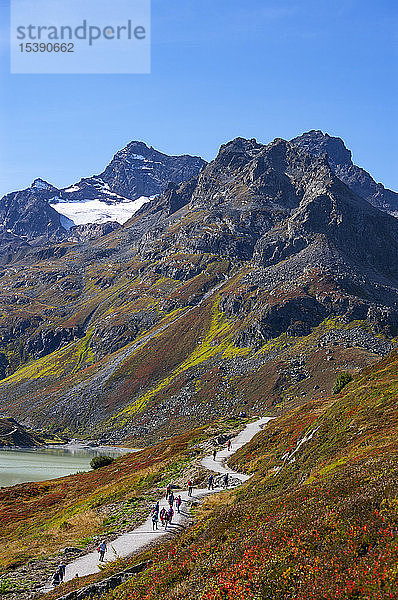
0,417 -> 246,579
0,240 -> 392,444
82,351 -> 398,600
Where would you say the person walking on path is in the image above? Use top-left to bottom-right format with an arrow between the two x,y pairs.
51,569 -> 61,587
160,507 -> 166,526
152,511 -> 159,530
166,483 -> 171,499
227,439 -> 232,451
176,495 -> 182,513
212,449 -> 217,461
208,474 -> 214,490
168,506 -> 174,524
223,473 -> 229,489
188,479 -> 193,497
98,540 -> 107,562
57,563 -> 66,582
164,511 -> 169,530
169,491 -> 174,507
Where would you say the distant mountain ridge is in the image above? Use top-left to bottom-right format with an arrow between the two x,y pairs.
0,141 -> 206,255
1,132 -> 397,263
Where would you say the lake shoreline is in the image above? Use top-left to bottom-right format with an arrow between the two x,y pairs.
0,444 -> 137,490
46,442 -> 139,453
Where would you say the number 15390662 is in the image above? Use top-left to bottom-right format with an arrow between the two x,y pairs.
19,42 -> 74,52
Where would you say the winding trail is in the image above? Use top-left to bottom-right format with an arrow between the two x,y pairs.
61,416 -> 271,584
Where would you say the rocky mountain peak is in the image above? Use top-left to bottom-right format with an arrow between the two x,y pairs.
291,130 -> 398,213
215,137 -> 263,169
291,130 -> 353,169
256,137 -> 331,176
112,140 -> 159,162
30,178 -> 56,192
133,133 -> 398,288
99,140 -> 207,200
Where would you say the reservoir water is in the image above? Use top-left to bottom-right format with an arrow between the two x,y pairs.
0,445 -> 133,489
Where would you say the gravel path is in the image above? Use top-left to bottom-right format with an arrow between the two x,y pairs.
53,417 -> 271,585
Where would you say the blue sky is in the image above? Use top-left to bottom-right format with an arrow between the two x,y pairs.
0,0 -> 397,197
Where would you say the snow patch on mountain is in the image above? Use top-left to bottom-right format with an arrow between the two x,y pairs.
64,185 -> 80,193
50,197 -> 150,227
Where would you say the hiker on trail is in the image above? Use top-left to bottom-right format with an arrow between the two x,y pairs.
164,511 -> 169,530
160,507 -> 166,526
152,501 -> 159,516
213,449 -> 217,461
166,483 -> 171,499
152,511 -> 159,530
208,474 -> 214,490
168,506 -> 174,524
223,473 -> 229,489
169,491 -> 174,507
227,439 -> 232,451
52,569 -> 61,587
57,562 -> 66,582
188,480 -> 193,497
98,540 -> 107,561
176,495 -> 182,512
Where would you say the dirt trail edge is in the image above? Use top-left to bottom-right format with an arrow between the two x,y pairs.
56,417 -> 271,585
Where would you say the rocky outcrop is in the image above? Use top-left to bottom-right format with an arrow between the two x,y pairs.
55,561 -> 151,600
0,417 -> 43,447
91,311 -> 159,358
24,327 -> 83,360
235,296 -> 328,349
291,130 -> 398,213
66,221 -> 121,242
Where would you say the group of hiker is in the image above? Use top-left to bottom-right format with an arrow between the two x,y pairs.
51,435 -> 235,587
151,486 -> 184,530
207,472 -> 229,489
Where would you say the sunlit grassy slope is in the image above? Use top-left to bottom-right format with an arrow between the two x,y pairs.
89,351 -> 398,600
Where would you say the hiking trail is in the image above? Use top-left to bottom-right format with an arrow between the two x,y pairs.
47,416 -> 271,588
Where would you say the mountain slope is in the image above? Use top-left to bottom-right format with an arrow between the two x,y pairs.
89,351 -> 398,600
1,136 -> 398,442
